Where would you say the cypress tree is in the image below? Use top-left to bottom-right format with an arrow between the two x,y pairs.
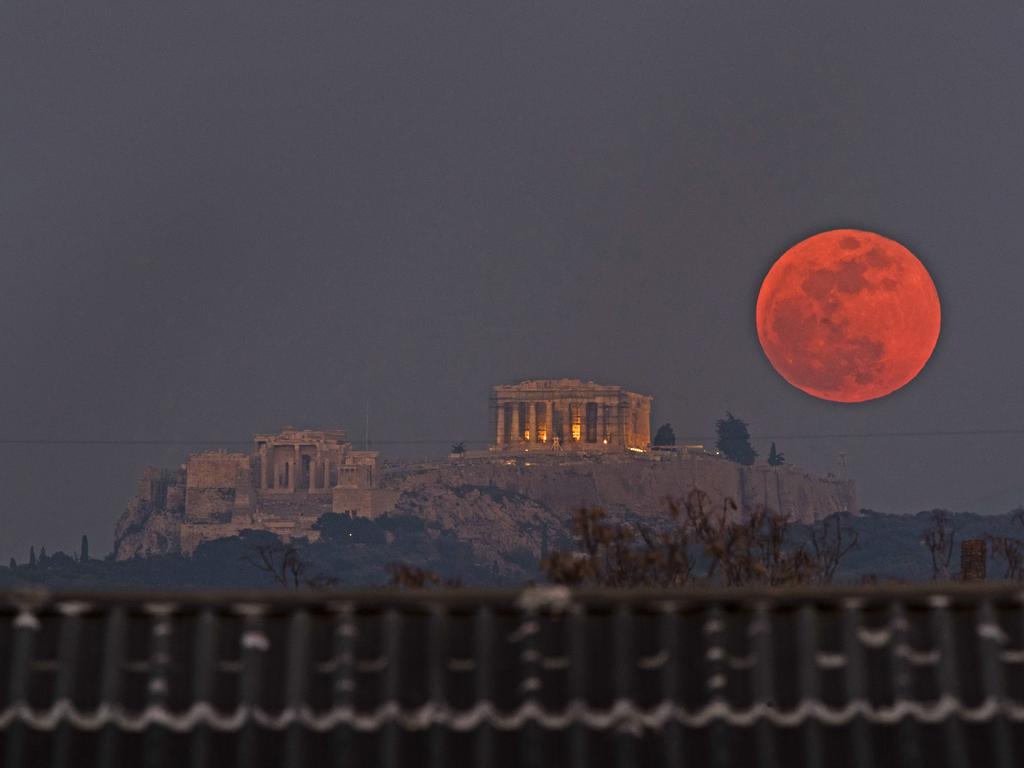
715,412 -> 758,466
767,442 -> 786,466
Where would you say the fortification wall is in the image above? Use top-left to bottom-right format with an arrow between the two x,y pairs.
185,452 -> 255,523
186,452 -> 250,488
117,451 -> 856,562
383,454 -> 856,523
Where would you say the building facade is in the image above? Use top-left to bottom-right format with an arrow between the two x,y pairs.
490,379 -> 652,452
178,428 -> 397,553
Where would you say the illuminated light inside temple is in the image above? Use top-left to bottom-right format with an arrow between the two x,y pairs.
492,379 -> 653,452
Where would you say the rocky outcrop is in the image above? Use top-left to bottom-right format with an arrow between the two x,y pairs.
113,467 -> 185,559
114,453 -> 856,571
381,453 -> 856,525
388,484 -> 570,576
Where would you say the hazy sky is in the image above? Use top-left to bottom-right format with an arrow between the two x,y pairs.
3,1 -> 1024,562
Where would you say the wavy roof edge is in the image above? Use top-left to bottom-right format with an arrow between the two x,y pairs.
2,583 -> 1023,610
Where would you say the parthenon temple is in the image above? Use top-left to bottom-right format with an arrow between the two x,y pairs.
491,379 -> 652,452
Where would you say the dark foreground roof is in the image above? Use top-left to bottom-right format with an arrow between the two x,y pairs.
1,585 -> 1024,767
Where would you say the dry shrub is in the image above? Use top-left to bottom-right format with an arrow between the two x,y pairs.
544,489 -> 856,588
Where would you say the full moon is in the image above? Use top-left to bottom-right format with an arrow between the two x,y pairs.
756,229 -> 941,403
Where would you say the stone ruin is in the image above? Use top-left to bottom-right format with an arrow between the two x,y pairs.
114,380 -> 858,567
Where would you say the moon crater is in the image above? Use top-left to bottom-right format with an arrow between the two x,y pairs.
756,229 -> 940,403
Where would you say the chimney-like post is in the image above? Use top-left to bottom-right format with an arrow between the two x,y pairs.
960,539 -> 987,582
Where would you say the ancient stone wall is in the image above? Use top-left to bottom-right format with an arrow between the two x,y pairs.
116,449 -> 856,562
185,452 -> 254,523
383,453 -> 856,524
333,488 -> 402,519
186,452 -> 250,488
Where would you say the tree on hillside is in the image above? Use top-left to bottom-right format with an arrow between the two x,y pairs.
989,507 -> 1024,581
809,514 -> 859,584
653,423 -> 676,447
767,442 -> 785,466
80,535 -> 90,562
542,490 -> 854,588
8,558 -> 15,570
242,542 -> 308,589
922,509 -> 957,580
312,512 -> 387,545
29,546 -> 36,567
715,412 -> 757,466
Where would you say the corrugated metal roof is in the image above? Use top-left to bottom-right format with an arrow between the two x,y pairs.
1,585 -> 1023,767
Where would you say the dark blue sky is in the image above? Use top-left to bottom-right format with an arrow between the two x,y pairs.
3,0 -> 1024,562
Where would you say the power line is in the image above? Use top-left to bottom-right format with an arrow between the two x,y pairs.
0,427 -> 1023,447
0,438 -> 494,446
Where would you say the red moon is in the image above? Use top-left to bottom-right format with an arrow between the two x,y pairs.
756,229 -> 941,403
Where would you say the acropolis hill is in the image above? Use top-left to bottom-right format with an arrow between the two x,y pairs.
114,379 -> 857,568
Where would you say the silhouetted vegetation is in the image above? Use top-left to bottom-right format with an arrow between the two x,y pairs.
767,442 -> 785,466
12,505 -> 1024,590
387,563 -> 462,589
989,507 -> 1024,581
715,412 -> 757,465
808,514 -> 859,584
653,423 -> 676,447
922,509 -> 957,580
543,490 -> 852,588
242,541 -> 338,589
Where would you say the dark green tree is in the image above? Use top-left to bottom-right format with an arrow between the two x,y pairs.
653,423 -> 676,447
767,442 -> 785,466
39,546 -> 48,564
450,442 -> 466,455
81,534 -> 90,562
29,546 -> 36,567
8,558 -> 15,570
715,412 -> 757,466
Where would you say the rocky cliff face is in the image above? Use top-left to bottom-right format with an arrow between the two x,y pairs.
114,453 -> 855,574
388,484 -> 571,576
383,454 -> 856,576
381,453 -> 856,524
114,467 -> 185,559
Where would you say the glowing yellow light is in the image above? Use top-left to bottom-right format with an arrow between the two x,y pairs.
571,423 -> 581,440
603,438 -> 608,445
539,429 -> 547,442
628,447 -> 645,453
523,430 -> 531,441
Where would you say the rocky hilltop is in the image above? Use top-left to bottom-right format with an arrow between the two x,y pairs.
115,452 -> 856,576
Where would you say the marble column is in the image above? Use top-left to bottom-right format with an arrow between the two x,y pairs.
292,445 -> 300,491
511,403 -> 521,442
527,401 -> 537,443
496,402 -> 505,445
